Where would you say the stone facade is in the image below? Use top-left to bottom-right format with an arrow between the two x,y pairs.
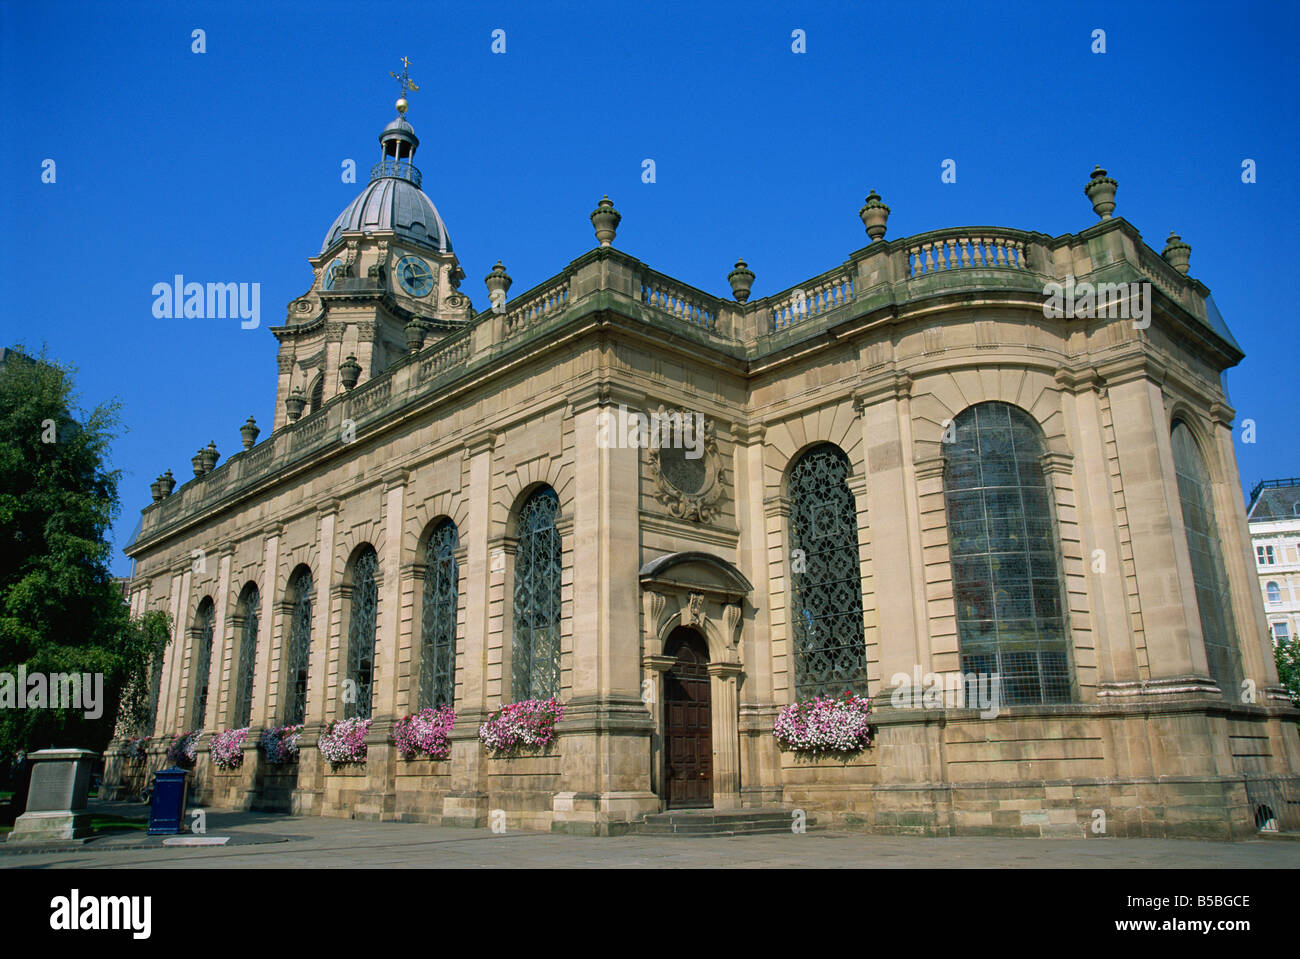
104,105 -> 1300,838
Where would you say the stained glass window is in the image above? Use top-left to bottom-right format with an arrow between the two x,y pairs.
233,585 -> 259,728
513,488 -> 562,701
944,402 -> 1072,705
419,521 -> 459,708
190,598 -> 215,729
346,548 -> 379,719
286,568 -> 313,725
788,444 -> 868,698
1171,421 -> 1242,694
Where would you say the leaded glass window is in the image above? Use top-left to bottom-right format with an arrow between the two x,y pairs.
420,521 -> 459,708
944,402 -> 1072,705
145,627 -> 167,736
1171,421 -> 1242,693
286,568 -> 313,725
512,488 -> 562,701
346,547 -> 379,719
190,598 -> 215,729
788,444 -> 868,698
233,585 -> 259,728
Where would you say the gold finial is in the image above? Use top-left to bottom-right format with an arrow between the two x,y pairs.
389,57 -> 420,115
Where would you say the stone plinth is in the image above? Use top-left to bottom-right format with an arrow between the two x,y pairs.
6,748 -> 97,843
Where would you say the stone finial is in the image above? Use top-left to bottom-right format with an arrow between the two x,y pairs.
191,449 -> 207,478
150,478 -> 163,503
200,441 -> 219,473
1162,231 -> 1191,275
240,416 -> 260,450
339,354 -> 362,391
485,260 -> 513,311
727,258 -> 755,303
405,318 -> 425,353
858,189 -> 891,241
1085,165 -> 1117,220
285,386 -> 306,423
159,470 -> 175,497
590,195 -> 621,247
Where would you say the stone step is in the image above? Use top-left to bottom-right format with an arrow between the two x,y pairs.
634,807 -> 820,837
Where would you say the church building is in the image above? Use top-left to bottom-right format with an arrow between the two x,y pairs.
105,78 -> 1300,838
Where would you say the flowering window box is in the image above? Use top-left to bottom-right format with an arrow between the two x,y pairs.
209,727 -> 250,770
259,724 -> 303,765
318,717 -> 371,767
773,692 -> 873,757
479,698 -> 564,756
393,706 -> 455,761
165,731 -> 199,768
122,736 -> 150,762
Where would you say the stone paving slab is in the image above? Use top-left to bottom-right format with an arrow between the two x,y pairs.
1,800 -> 1297,868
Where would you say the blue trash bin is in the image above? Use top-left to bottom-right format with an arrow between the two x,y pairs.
147,766 -> 189,835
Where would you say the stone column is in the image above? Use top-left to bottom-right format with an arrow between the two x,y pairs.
207,547 -> 234,731
251,525 -> 281,729
707,662 -> 743,810
642,652 -> 674,800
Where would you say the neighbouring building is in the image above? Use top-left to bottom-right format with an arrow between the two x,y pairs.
102,82 -> 1300,838
1248,478 -> 1300,649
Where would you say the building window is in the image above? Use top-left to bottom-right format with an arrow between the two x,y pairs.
1257,545 -> 1276,565
190,598 -> 215,729
1266,582 -> 1282,605
1273,622 -> 1290,645
1170,421 -> 1242,694
787,444 -> 867,698
346,547 -> 379,719
512,487 -> 562,701
309,374 -> 324,413
943,402 -> 1073,705
145,622 -> 168,736
286,567 -> 313,726
233,584 -> 259,728
419,520 -> 459,708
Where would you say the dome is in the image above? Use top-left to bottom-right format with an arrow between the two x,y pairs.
321,176 -> 452,255
320,112 -> 451,255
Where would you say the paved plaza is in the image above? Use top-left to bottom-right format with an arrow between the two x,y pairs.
2,801 -> 1296,869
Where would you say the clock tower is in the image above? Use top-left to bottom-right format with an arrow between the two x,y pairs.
270,62 -> 472,430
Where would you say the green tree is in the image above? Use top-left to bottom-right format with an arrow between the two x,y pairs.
0,346 -> 161,759
1276,634 -> 1300,729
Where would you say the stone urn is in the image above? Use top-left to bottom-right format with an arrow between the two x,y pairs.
339,354 -> 362,391
191,449 -> 207,477
150,478 -> 164,503
285,386 -> 307,423
727,258 -> 755,303
405,318 -> 425,353
485,260 -> 513,312
160,470 -> 176,497
859,189 -> 891,241
200,441 -> 219,473
1162,231 -> 1191,275
590,195 -> 621,247
1085,166 -> 1117,220
240,416 -> 260,450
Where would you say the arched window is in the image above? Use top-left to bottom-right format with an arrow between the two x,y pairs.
286,567 -> 313,725
346,547 -> 379,718
309,374 -> 324,413
145,622 -> 168,736
233,584 -> 259,728
1170,421 -> 1242,694
513,488 -> 562,701
420,520 -> 459,708
1267,582 -> 1282,604
787,444 -> 867,698
943,402 -> 1072,705
190,598 -> 215,729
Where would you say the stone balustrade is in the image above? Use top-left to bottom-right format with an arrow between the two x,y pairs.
905,229 -> 1030,276
769,266 -> 856,331
503,278 -> 569,338
640,271 -> 719,331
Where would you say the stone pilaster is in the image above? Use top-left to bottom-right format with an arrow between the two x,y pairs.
707,661 -> 743,809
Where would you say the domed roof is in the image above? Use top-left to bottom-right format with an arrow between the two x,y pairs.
321,176 -> 451,255
320,111 -> 451,256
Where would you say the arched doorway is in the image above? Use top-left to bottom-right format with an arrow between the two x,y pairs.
664,627 -> 712,808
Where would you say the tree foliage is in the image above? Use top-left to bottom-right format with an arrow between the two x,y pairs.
0,346 -> 162,758
1276,635 -> 1300,728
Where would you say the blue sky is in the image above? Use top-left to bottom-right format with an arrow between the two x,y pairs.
1,0 -> 1296,577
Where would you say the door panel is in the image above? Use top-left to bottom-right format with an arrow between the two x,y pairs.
664,637 -> 712,808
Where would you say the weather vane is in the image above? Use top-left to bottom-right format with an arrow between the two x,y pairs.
390,57 -> 419,115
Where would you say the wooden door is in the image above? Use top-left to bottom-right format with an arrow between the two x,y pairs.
664,632 -> 712,808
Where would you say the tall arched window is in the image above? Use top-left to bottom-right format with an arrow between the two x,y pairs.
1171,421 -> 1242,693
233,584 -> 259,728
513,488 -> 562,701
145,623 -> 168,736
190,598 -> 215,729
788,444 -> 867,698
346,547 -> 379,718
944,402 -> 1072,705
309,374 -> 324,413
420,520 -> 459,708
286,567 -> 313,725
1267,582 -> 1282,604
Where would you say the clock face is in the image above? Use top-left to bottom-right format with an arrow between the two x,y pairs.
322,259 -> 342,291
396,255 -> 434,297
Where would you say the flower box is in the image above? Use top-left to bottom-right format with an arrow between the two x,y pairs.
318,717 -> 371,766
260,724 -> 303,765
393,706 -> 455,760
165,731 -> 199,768
479,698 -> 564,756
209,727 -> 250,770
773,692 -> 873,756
